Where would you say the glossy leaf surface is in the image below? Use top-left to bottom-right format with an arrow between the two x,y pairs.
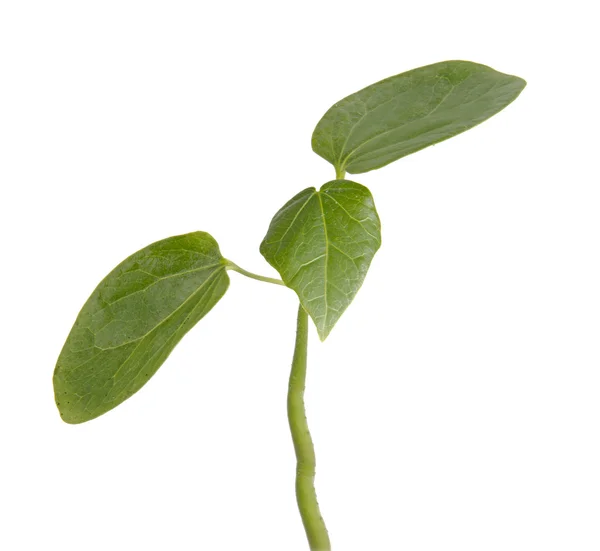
312,60 -> 526,174
54,232 -> 229,424
261,180 -> 381,340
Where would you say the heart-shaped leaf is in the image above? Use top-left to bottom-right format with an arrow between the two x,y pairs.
312,60 -> 526,175
53,232 -> 229,424
260,180 -> 381,340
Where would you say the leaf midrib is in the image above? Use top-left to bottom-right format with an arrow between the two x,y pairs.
107,269 -> 225,385
340,77 -> 470,170
93,266 -> 226,351
315,191 -> 330,336
101,262 -> 223,309
341,74 -> 523,171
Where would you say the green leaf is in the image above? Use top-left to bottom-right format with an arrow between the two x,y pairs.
260,180 -> 381,340
312,60 -> 526,175
53,232 -> 229,424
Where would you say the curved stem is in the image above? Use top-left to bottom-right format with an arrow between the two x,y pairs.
225,260 -> 286,286
288,304 -> 331,550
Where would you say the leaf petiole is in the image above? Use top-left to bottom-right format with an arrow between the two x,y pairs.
225,260 -> 286,287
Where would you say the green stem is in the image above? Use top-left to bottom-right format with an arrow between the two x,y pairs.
288,304 -> 331,551
335,166 -> 346,180
225,260 -> 286,286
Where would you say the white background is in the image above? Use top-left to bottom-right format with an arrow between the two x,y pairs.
1,1 -> 598,550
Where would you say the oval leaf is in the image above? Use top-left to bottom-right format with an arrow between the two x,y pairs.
260,180 -> 381,340
312,60 -> 526,175
53,232 -> 230,424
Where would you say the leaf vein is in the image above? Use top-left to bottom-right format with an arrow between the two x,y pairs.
322,193 -> 380,241
97,267 -> 225,352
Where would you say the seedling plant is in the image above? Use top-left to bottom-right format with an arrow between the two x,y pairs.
54,60 -> 525,550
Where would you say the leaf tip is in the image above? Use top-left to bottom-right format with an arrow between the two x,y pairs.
315,320 -> 333,342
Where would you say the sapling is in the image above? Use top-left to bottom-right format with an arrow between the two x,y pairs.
53,60 -> 526,550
